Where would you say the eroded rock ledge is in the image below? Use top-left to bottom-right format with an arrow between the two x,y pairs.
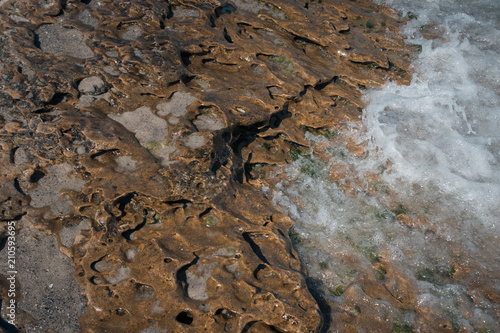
0,0 -> 413,331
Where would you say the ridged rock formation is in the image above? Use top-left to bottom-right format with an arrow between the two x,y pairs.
0,0 -> 413,331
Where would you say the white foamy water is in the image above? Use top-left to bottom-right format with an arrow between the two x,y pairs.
270,0 -> 500,331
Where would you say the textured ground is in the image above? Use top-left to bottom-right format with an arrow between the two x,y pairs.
0,0 -> 413,332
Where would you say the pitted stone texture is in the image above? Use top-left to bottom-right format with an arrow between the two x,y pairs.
0,0 -> 416,331
0,219 -> 86,333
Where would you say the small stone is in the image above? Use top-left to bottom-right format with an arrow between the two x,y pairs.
78,76 -> 106,95
77,9 -> 100,28
14,148 -> 29,165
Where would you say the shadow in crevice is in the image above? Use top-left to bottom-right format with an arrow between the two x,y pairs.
242,233 -> 269,265
121,218 -> 146,241
176,255 -> 200,296
305,277 -> 332,333
0,300 -> 18,333
210,104 -> 292,182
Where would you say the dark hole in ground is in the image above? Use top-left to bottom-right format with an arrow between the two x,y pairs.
30,170 -> 45,183
215,3 -> 236,17
176,311 -> 193,325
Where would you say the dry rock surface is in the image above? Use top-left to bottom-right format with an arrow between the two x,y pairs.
0,0 -> 416,332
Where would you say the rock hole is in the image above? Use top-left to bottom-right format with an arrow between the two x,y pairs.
166,5 -> 173,19
223,28 -> 233,43
242,233 -> 269,264
121,218 -> 146,241
33,32 -> 41,49
314,76 -> 339,90
90,149 -> 119,159
29,170 -> 46,183
181,74 -> 196,84
9,147 -> 18,164
180,52 -> 192,66
175,311 -> 193,325
0,234 -> 7,252
241,321 -> 258,333
90,255 -> 107,272
176,255 -> 199,295
222,131 -> 231,142
168,79 -> 181,87
163,199 -> 191,207
253,263 -> 267,279
215,3 -> 236,17
89,276 -> 101,285
269,105 -> 291,129
113,192 -> 137,213
215,308 -> 238,320
13,178 -> 26,195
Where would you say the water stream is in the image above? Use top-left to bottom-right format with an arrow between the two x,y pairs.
270,0 -> 500,331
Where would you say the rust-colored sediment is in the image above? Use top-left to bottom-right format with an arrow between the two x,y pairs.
0,0 -> 415,331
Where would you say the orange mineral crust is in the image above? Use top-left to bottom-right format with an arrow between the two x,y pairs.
0,0 -> 414,331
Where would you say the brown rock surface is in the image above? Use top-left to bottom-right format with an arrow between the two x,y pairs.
0,0 -> 414,331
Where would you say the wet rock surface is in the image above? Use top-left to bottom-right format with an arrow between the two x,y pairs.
0,0 -> 415,331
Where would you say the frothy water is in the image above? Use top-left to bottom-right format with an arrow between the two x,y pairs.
269,0 -> 500,331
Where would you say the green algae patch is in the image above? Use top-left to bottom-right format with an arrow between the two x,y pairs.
288,148 -> 326,179
300,125 -> 337,139
392,323 -> 412,333
416,267 -> 435,283
261,142 -> 272,150
204,215 -> 219,227
366,21 -> 376,29
143,141 -> 166,155
269,55 -> 294,73
329,285 -> 346,297
289,228 -> 301,244
375,267 -> 387,281
288,149 -> 305,161
318,262 -> 328,270
391,203 -> 408,216
446,265 -> 456,277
